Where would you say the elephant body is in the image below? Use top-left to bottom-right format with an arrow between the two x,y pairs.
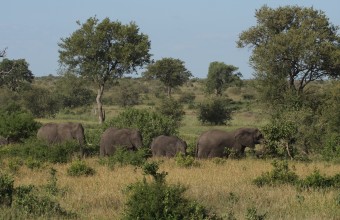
196,127 -> 263,158
37,122 -> 85,153
151,135 -> 187,157
100,127 -> 143,156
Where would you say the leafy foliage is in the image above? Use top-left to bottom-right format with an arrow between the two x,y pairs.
197,97 -> 234,125
238,5 -> 340,94
205,62 -> 242,96
156,97 -> 185,124
59,16 -> 151,123
99,148 -> 149,169
106,108 -> 179,147
0,58 -> 33,92
67,159 -> 95,177
0,172 -> 14,207
122,161 -> 221,220
253,160 -> 299,187
0,105 -> 40,142
143,58 -> 192,97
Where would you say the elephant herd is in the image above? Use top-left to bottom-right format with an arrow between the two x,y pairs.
37,122 -> 264,159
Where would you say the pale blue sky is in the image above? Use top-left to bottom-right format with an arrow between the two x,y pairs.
1,1 -> 339,78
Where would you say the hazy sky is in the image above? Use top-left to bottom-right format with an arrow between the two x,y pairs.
2,1 -> 339,79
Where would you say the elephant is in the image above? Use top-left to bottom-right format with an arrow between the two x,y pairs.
196,127 -> 264,158
150,135 -> 187,157
37,122 -> 85,154
99,127 -> 143,156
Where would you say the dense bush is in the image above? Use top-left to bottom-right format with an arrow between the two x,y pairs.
22,86 -> 62,118
0,139 -> 80,164
156,98 -> 185,123
178,91 -> 196,104
122,161 -> 221,220
253,160 -> 299,187
99,148 -> 149,169
106,108 -> 179,147
261,118 -> 298,159
0,172 -> 14,207
0,105 -> 40,143
197,97 -> 234,125
67,159 -> 95,177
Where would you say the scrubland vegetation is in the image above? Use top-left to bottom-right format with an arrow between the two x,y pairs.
1,4 -> 340,220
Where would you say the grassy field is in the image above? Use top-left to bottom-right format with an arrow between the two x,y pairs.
1,82 -> 339,219
5,157 -> 340,220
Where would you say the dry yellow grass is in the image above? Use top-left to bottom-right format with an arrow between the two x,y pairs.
9,157 -> 340,220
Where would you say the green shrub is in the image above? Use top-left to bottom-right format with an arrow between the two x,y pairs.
0,105 -> 40,143
0,172 -> 14,207
297,170 -> 340,190
122,161 -> 221,220
106,108 -> 179,147
156,98 -> 185,123
13,185 -> 71,218
245,207 -> 267,220
262,118 -> 298,159
67,160 -> 95,177
1,139 -> 80,164
174,153 -> 200,168
197,97 -> 234,125
321,133 -> 340,162
253,160 -> 299,187
100,148 -> 149,169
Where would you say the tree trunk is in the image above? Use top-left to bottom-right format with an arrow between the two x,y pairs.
96,84 -> 105,124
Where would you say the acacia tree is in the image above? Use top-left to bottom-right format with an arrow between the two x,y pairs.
58,17 -> 151,123
143,58 -> 192,97
205,61 -> 242,96
237,5 -> 340,96
0,58 -> 34,91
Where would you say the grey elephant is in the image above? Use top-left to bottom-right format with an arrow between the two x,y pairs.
37,122 -> 85,154
100,127 -> 143,156
196,127 -> 264,158
150,135 -> 187,157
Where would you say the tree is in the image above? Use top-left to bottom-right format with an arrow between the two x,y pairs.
205,61 -> 242,96
0,58 -> 34,91
58,17 -> 151,123
237,5 -> 340,95
143,58 -> 192,97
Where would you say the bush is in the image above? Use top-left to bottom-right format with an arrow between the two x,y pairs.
156,97 -> 185,123
122,161 -> 221,220
67,159 -> 95,177
106,108 -> 179,147
197,97 -> 234,125
0,139 -> 80,164
178,92 -> 196,104
0,105 -> 40,143
0,172 -> 14,207
100,148 -> 149,169
174,153 -> 200,168
253,160 -> 299,187
321,133 -> 340,162
297,170 -> 340,190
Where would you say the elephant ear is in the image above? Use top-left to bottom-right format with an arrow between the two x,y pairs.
234,129 -> 254,147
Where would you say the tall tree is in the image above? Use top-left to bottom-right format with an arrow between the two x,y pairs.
58,17 -> 151,123
143,58 -> 192,97
0,58 -> 34,91
205,62 -> 241,96
237,5 -> 340,95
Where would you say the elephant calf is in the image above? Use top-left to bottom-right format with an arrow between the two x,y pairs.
100,127 -> 143,156
196,127 -> 264,158
151,135 -> 187,157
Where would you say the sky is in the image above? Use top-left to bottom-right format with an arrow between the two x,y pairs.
1,1 -> 340,79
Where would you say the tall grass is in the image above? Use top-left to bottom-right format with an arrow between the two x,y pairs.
7,158 -> 340,219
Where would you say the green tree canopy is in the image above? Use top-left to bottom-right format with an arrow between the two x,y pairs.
0,58 -> 33,91
58,17 -> 151,123
143,58 -> 192,97
205,61 -> 242,96
237,5 -> 340,95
